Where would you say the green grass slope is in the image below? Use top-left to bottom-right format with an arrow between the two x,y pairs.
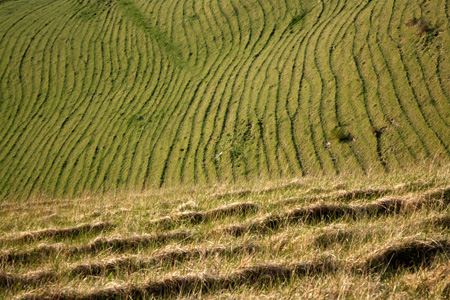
0,0 -> 449,198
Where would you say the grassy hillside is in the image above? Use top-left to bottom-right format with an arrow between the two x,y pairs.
1,168 -> 450,298
0,0 -> 449,198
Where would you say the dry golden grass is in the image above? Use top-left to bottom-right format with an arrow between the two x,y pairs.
1,166 -> 450,299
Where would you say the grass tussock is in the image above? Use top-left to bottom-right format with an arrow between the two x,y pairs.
0,270 -> 53,289
1,244 -> 258,290
150,202 -> 258,228
211,181 -> 306,200
70,243 -> 258,276
217,200 -> 398,236
314,227 -> 357,249
0,231 -> 192,265
422,214 -> 450,229
19,237 -> 450,299
1,222 -> 114,243
361,239 -> 450,272
218,188 -> 450,237
276,181 -> 435,206
20,259 -> 335,300
401,263 -> 450,297
0,198 -> 92,213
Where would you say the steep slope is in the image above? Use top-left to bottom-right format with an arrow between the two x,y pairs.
0,0 -> 449,198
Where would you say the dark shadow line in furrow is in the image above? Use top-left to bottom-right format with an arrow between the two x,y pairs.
50,5 -> 120,196
0,1 -> 67,164
2,9 -> 88,196
348,2 -> 388,170
289,3 -> 325,174
67,5 -> 162,194
278,40 -> 308,175
240,2 -> 292,178
384,0 -> 450,157
94,20 -> 159,193
126,38 -> 168,188
205,0 -> 271,181
194,0 -> 252,181
36,6 -> 119,195
0,1 -> 80,196
203,1 -> 266,178
89,4 -> 166,191
121,29 -> 158,188
372,0 -> 430,160
36,5 -> 117,196
274,1 -> 340,176
301,0 -> 337,174
334,0 -> 381,172
0,1 -> 56,126
141,73 -> 192,188
313,0 -> 366,174
141,70 -> 184,189
86,22 -> 149,191
81,9 -> 136,193
192,0 -> 259,181
365,0 -> 416,164
18,3 -> 89,197
179,0 -> 198,67
81,8 -> 128,191
403,0 -> 450,130
269,31 -> 306,176
250,25 -> 281,176
165,0 -> 249,185
178,0 -> 223,182
251,23 -> 298,177
208,0 -> 270,179
195,0 -> 244,182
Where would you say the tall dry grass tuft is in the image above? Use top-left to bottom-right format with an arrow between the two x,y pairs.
150,202 -> 258,228
0,270 -> 53,289
1,222 -> 114,243
361,239 -> 450,272
0,231 -> 192,265
70,243 -> 258,276
19,259 -> 336,299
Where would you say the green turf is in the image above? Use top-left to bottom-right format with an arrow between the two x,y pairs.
0,0 -> 449,199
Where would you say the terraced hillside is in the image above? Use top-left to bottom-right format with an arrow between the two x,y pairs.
1,0 -> 450,198
1,170 -> 450,298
